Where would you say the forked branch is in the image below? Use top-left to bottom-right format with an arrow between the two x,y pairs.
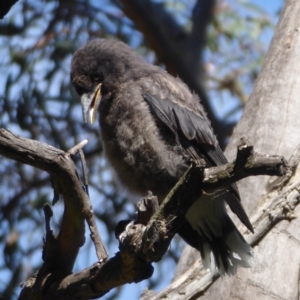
0,129 -> 288,299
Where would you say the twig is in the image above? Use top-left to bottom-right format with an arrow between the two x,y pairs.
85,204 -> 108,262
67,139 -> 88,156
67,140 -> 108,262
79,149 -> 89,195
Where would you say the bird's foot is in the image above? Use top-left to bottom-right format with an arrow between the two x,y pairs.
136,191 -> 159,225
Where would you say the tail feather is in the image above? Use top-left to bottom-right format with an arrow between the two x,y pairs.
185,194 -> 253,275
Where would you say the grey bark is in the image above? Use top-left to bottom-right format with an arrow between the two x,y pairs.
154,0 -> 300,299
208,1 -> 300,298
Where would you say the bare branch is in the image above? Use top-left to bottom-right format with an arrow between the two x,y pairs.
68,140 -> 108,262
141,144 -> 300,300
0,128 -> 288,298
67,139 -> 88,156
0,0 -> 18,19
0,129 -> 100,298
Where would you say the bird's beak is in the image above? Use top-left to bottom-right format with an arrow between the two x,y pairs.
81,83 -> 102,124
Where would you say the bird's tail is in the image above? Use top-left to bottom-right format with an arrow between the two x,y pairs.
184,194 -> 253,276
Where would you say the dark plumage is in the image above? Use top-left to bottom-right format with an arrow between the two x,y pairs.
71,39 -> 254,275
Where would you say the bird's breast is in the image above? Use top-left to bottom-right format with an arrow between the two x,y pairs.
98,89 -> 187,201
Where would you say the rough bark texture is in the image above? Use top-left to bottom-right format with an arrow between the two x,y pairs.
0,129 -> 287,299
175,0 -> 300,299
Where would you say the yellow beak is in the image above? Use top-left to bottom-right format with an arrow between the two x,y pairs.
81,83 -> 102,124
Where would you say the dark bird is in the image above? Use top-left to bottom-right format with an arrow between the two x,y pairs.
71,39 -> 254,275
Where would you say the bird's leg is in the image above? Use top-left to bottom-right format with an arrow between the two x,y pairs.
115,191 -> 162,258
136,191 -> 159,225
115,191 -> 159,244
182,154 -> 206,169
115,191 -> 169,262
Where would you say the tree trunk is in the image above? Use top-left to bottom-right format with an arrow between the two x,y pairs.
176,0 -> 300,299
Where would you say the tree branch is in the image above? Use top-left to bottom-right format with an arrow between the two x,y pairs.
0,129 -> 289,299
141,143 -> 300,300
0,128 -> 103,299
0,0 -> 18,19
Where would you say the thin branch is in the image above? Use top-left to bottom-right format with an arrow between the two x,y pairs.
0,128 -> 99,298
67,139 -> 88,156
0,0 -> 18,19
68,140 -> 108,261
84,203 -> 108,262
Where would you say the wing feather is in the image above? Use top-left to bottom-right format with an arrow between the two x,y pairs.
143,90 -> 253,233
143,93 -> 216,145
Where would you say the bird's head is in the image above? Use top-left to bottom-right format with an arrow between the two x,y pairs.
71,39 -> 147,124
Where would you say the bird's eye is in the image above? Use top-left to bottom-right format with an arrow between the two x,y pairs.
91,71 -> 103,83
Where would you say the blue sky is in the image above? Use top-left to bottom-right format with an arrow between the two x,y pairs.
253,0 -> 282,14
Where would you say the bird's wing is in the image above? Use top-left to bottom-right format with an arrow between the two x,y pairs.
142,77 -> 253,232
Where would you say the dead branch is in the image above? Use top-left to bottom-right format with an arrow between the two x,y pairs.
0,129 -> 289,299
141,143 -> 300,300
0,0 -> 18,19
